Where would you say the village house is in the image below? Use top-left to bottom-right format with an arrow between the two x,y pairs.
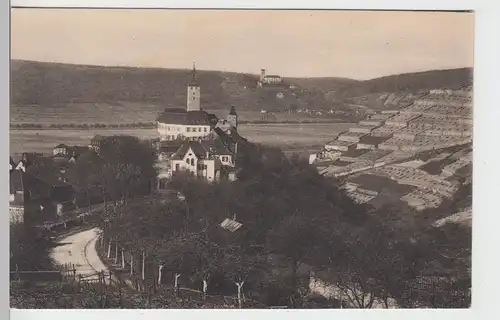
9,163 -> 25,224
89,135 -> 105,153
9,154 -> 75,226
52,144 -> 89,164
167,127 -> 243,182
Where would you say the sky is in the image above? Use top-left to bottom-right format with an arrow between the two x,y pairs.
11,9 -> 474,80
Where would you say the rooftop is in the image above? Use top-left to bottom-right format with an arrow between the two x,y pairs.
220,218 -> 243,232
157,109 -> 213,126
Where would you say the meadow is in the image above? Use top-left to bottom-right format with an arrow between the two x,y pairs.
10,123 -> 353,157
12,103 -> 347,126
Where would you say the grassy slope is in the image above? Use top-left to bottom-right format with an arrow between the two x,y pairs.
11,60 -> 356,114
11,60 -> 473,123
337,68 -> 473,99
334,68 -> 473,111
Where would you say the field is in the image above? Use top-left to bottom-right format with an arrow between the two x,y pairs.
9,123 -> 353,157
11,102 -> 349,126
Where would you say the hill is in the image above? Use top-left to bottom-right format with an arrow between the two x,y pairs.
10,60 -> 473,124
337,68 -> 473,98
10,60 -> 356,115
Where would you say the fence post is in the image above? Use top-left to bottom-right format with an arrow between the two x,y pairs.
107,241 -> 112,259
99,271 -> 104,294
72,264 -> 76,281
141,250 -> 145,281
114,242 -> 119,264
130,254 -> 134,276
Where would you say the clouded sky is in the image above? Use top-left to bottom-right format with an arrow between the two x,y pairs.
11,9 -> 474,80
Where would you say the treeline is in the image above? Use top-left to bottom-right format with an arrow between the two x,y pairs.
11,120 -> 347,129
10,122 -> 157,129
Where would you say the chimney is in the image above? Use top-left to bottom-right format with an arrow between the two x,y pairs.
260,69 -> 266,82
233,213 -> 237,221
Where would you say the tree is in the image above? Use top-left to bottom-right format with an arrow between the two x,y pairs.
267,212 -> 318,301
219,243 -> 267,308
99,135 -> 157,203
66,151 -> 103,215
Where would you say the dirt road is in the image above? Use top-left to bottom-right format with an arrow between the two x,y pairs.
50,227 -> 109,283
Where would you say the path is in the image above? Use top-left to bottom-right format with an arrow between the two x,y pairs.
50,227 -> 110,283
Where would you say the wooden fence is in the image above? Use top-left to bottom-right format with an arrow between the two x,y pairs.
96,236 -> 260,308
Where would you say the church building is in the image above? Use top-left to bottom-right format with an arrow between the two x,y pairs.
157,63 -> 219,141
257,68 -> 283,87
156,63 -> 243,185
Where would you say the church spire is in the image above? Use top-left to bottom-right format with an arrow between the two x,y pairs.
190,62 -> 197,86
187,62 -> 201,111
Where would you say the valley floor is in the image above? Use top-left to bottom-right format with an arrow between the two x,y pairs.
9,123 -> 354,156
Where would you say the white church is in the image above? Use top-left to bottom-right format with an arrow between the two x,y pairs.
156,64 -> 244,185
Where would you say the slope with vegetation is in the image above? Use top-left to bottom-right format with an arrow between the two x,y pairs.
10,60 -> 354,120
11,60 -> 473,125
96,139 -> 471,308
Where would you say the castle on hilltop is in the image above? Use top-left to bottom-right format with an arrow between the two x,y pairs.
257,69 -> 283,88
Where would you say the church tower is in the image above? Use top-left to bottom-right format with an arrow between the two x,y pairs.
187,63 -> 201,112
227,106 -> 238,129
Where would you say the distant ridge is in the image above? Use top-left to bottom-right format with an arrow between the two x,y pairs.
10,60 -> 473,120
338,68 -> 473,98
10,60 -> 355,112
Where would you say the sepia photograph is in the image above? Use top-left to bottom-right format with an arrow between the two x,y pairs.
9,8 -> 473,309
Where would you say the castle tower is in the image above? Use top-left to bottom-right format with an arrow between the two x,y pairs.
187,62 -> 201,112
260,69 -> 266,83
227,106 -> 238,129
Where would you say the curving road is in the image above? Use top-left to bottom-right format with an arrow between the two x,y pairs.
50,227 -> 110,283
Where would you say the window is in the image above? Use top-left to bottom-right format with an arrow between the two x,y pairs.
190,158 -> 194,166
193,97 -> 196,100
204,164 -> 207,170
187,127 -> 191,132
204,127 -> 207,132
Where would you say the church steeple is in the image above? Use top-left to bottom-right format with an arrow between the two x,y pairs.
227,105 -> 238,129
187,62 -> 201,111
190,62 -> 198,86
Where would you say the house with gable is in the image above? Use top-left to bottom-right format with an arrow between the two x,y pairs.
170,141 -> 223,182
9,153 -> 75,225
